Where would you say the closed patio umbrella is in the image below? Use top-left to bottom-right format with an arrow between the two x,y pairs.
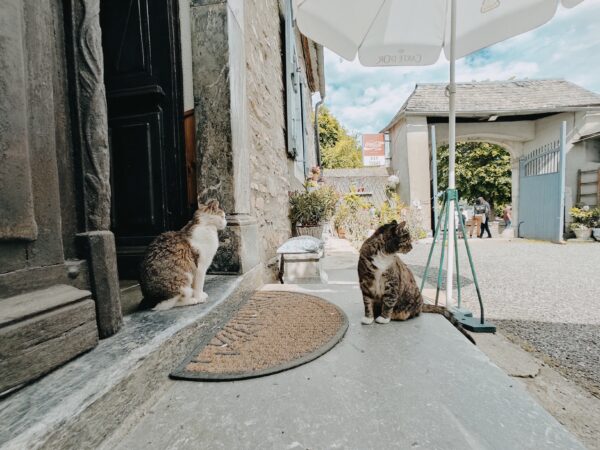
293,0 -> 585,327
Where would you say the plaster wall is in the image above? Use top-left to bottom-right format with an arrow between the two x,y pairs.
388,119 -> 411,206
405,116 -> 432,229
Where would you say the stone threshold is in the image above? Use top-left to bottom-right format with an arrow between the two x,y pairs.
0,266 -> 263,450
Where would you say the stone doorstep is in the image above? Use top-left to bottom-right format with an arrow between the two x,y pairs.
0,286 -> 98,395
0,267 -> 263,450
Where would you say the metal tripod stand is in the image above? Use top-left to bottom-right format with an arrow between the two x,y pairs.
420,188 -> 496,332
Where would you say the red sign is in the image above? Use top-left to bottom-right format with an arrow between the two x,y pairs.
362,134 -> 385,166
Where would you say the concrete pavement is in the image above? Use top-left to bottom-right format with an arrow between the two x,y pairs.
108,239 -> 584,450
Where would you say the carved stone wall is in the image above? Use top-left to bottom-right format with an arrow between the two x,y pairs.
64,0 -> 122,337
66,0 -> 112,231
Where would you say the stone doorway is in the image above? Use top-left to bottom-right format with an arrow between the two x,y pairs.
99,0 -> 190,279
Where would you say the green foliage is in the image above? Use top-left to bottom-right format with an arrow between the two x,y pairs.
376,193 -> 426,241
317,106 -> 344,151
437,142 -> 511,211
289,185 -> 338,227
377,193 -> 404,226
317,107 -> 363,169
333,188 -> 373,245
332,190 -> 426,248
321,135 -> 363,169
570,206 -> 600,228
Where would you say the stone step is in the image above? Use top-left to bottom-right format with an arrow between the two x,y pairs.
0,285 -> 97,394
0,267 -> 263,450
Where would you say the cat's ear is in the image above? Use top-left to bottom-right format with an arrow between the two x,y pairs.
397,221 -> 407,229
390,220 -> 398,225
206,199 -> 219,212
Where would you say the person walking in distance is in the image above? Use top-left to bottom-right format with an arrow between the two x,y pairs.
503,205 -> 512,229
470,201 -> 483,238
478,196 -> 492,238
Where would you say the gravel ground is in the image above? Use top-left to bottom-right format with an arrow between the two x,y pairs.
402,238 -> 600,397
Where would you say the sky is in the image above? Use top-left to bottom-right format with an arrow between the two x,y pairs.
323,1 -> 600,135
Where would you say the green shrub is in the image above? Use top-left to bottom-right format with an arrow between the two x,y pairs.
570,206 -> 594,228
289,185 -> 338,227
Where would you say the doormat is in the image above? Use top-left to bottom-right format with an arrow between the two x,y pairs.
170,291 -> 348,381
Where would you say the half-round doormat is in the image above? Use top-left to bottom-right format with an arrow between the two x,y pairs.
170,291 -> 348,381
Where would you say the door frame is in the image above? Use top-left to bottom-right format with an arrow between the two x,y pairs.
100,0 -> 189,277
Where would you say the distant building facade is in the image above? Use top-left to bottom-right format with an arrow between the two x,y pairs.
381,80 -> 600,232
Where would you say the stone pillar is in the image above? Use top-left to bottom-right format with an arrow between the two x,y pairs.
190,0 -> 259,274
406,116 -> 433,231
66,0 -> 122,337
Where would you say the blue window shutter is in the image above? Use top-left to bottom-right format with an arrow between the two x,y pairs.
284,0 -> 305,165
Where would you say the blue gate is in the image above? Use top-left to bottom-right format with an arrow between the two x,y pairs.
518,122 -> 566,242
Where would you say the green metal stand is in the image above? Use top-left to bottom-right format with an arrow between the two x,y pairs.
420,189 -> 496,333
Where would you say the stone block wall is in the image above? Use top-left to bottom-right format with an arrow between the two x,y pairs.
244,0 -> 318,264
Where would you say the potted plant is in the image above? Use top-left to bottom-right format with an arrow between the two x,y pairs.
289,185 -> 338,238
570,222 -> 590,240
569,206 -> 592,240
590,207 -> 600,241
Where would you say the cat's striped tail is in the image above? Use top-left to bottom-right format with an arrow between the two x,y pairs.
421,304 -> 476,345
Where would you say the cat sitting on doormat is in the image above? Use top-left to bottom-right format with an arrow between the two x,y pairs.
358,220 -> 474,344
139,198 -> 226,311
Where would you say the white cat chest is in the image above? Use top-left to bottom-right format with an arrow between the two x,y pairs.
276,237 -> 327,284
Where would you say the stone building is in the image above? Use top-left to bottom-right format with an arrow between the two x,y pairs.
0,0 -> 324,394
382,80 -> 600,236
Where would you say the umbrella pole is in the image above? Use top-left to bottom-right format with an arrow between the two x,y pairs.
445,0 -> 457,308
442,0 -> 495,333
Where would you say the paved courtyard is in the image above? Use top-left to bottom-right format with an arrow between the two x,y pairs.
404,238 -> 600,397
105,239 -> 583,450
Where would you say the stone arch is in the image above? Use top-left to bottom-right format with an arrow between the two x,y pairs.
434,135 -> 520,160
432,134 -> 518,229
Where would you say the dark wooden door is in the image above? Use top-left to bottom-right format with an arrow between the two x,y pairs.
100,0 -> 187,277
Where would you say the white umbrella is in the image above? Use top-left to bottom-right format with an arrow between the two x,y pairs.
293,0 -> 584,315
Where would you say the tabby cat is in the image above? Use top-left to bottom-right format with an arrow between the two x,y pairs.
358,220 -> 474,343
139,198 -> 226,311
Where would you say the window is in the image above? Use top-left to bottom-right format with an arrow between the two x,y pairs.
284,0 -> 307,180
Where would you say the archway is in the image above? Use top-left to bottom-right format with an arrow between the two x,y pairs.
433,140 -> 512,236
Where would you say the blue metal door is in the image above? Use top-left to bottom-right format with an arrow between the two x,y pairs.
518,123 -> 566,242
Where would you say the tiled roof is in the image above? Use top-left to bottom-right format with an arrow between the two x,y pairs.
323,167 -> 392,206
323,167 -> 390,178
382,79 -> 600,131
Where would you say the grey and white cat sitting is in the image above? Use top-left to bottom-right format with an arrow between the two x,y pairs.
139,198 -> 226,311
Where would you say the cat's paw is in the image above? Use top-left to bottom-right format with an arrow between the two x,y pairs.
152,302 -> 172,311
193,292 -> 208,303
178,296 -> 202,306
375,316 -> 391,324
361,316 -> 374,325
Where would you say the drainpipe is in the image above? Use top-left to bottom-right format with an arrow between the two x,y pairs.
314,99 -> 323,167
314,45 -> 326,168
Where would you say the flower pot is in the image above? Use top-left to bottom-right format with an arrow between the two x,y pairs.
573,228 -> 591,240
295,224 -> 324,239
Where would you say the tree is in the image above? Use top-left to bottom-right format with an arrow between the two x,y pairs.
321,135 -> 363,169
437,142 -> 511,214
317,106 -> 363,169
317,106 -> 344,151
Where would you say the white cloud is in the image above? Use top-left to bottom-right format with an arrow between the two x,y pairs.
324,2 -> 600,135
